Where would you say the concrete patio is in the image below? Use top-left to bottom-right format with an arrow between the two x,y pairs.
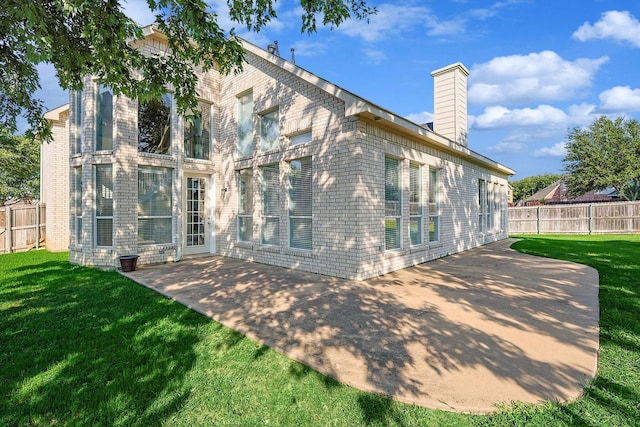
123,238 -> 599,413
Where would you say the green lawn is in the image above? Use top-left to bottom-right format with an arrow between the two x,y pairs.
1,235 -> 639,426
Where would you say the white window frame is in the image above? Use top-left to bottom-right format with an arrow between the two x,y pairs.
260,107 -> 280,152
428,168 -> 440,243
137,167 -> 174,245
237,169 -> 253,242
94,164 -> 113,248
74,166 -> 82,245
261,164 -> 280,246
184,100 -> 212,160
73,90 -> 82,154
138,93 -> 172,155
288,157 -> 312,251
385,156 -> 402,251
479,179 -> 486,233
409,162 -> 423,246
94,83 -> 113,151
237,91 -> 254,157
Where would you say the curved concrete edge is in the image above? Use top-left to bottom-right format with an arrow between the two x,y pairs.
122,238 -> 600,414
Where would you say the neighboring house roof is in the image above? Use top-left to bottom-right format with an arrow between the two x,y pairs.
525,179 -> 566,203
522,179 -> 619,205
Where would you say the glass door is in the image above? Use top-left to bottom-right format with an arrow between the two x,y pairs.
184,176 -> 210,255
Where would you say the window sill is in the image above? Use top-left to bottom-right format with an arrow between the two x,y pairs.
283,248 -> 313,258
236,241 -> 254,249
410,246 -> 427,254
258,244 -> 280,253
138,152 -> 174,160
384,249 -> 407,258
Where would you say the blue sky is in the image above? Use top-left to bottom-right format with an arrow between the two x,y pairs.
32,0 -> 640,179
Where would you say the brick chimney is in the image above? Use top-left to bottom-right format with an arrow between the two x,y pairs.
431,62 -> 469,146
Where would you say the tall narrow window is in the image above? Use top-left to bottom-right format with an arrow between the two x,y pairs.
428,168 -> 440,242
237,92 -> 253,157
138,167 -> 173,245
487,182 -> 494,231
138,94 -> 172,155
94,164 -> 113,247
73,90 -> 82,154
238,169 -> 253,242
261,108 -> 280,152
184,101 -> 211,160
409,162 -> 423,246
95,85 -> 113,151
289,157 -> 312,250
385,156 -> 401,250
479,179 -> 486,232
261,164 -> 279,245
501,184 -> 508,231
74,167 -> 82,244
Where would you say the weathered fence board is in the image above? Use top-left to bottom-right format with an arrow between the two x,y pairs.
509,201 -> 640,234
0,204 -> 46,254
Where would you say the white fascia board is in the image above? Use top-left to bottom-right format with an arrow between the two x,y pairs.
44,103 -> 70,122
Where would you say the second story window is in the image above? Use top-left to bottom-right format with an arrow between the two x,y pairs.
95,84 -> 113,151
138,94 -> 172,155
184,101 -> 211,160
237,91 -> 253,157
260,108 -> 279,152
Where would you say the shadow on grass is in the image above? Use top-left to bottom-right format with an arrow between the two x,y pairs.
0,252 -> 214,426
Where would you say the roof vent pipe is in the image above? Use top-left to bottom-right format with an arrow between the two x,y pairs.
267,41 -> 280,57
291,48 -> 295,65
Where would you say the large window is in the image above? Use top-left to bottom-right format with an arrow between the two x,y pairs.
184,101 -> 211,160
74,167 -> 82,244
238,169 -> 253,242
289,157 -> 312,250
138,167 -> 173,245
95,84 -> 113,151
409,162 -> 423,246
261,108 -> 280,152
428,168 -> 440,242
138,94 -> 172,155
237,91 -> 253,157
261,164 -> 279,245
73,90 -> 82,154
94,164 -> 113,247
385,156 -> 401,250
478,179 -> 486,232
487,181 -> 494,231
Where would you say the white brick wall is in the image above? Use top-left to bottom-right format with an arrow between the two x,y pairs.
53,34 -> 511,278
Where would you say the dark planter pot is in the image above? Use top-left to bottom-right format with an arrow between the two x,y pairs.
119,255 -> 139,272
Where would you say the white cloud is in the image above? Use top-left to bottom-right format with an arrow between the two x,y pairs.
573,10 -> 640,47
122,0 -> 155,26
337,4 -> 432,42
533,142 -> 567,158
405,111 -> 434,125
473,104 -> 568,129
487,140 -> 527,153
291,40 -> 329,57
363,48 -> 386,64
468,51 -> 609,105
599,86 -> 640,112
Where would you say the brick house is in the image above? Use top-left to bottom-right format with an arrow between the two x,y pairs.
42,26 -> 514,280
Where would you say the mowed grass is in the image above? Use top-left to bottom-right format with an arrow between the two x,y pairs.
1,234 -> 639,426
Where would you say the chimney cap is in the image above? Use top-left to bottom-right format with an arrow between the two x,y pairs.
430,62 -> 469,77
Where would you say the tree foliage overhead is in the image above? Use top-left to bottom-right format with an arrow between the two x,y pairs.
0,129 -> 40,205
564,116 -> 640,201
1,0 -> 375,141
510,173 -> 563,204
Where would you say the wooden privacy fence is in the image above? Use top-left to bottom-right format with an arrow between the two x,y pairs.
0,204 -> 46,254
509,201 -> 640,234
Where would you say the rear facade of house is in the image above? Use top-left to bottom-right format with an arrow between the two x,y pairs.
44,27 -> 514,280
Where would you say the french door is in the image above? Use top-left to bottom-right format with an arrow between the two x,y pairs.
183,175 -> 215,255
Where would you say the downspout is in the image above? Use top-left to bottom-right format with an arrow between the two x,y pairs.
174,100 -> 183,262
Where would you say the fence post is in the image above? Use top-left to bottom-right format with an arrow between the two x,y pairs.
35,203 -> 40,249
588,204 -> 593,235
5,206 -> 11,253
536,205 -> 541,234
